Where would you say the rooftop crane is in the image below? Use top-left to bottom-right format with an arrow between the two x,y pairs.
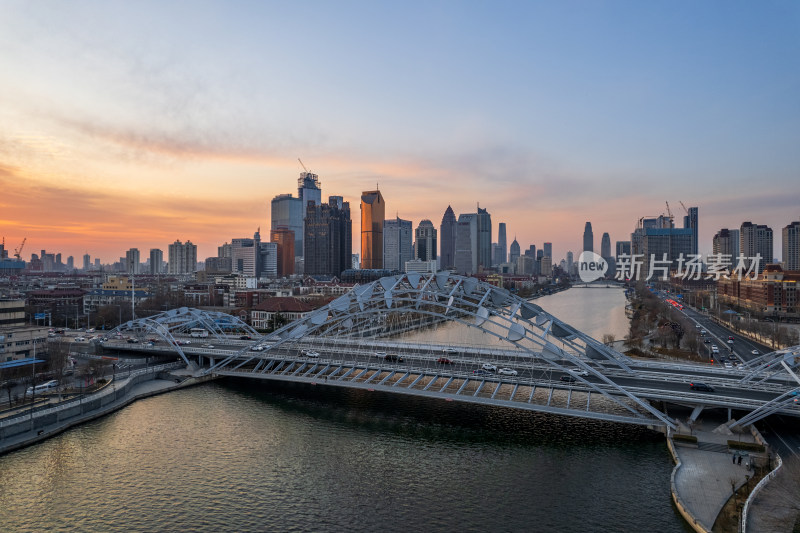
665,201 -> 674,221
679,201 -> 689,215
298,158 -> 308,172
14,237 -> 26,260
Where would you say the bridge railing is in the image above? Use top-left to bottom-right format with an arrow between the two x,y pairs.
0,362 -> 184,428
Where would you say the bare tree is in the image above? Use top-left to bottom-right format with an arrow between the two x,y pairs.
602,333 -> 616,346
754,457 -> 800,531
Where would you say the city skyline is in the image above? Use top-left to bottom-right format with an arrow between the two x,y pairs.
2,2 -> 799,263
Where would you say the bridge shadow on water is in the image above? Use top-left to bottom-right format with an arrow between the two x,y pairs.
221,377 -> 666,451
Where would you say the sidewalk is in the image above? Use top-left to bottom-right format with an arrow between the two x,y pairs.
0,368 -> 211,456
669,418 -> 760,532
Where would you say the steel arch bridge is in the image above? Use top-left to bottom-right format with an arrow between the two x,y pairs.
105,274 -> 800,431
109,307 -> 258,367
201,272 -> 680,429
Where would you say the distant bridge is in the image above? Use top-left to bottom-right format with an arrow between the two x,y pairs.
106,273 -> 800,431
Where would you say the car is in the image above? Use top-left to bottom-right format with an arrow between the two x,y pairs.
472,369 -> 490,376
727,339 -> 734,344
498,368 -> 518,376
385,354 -> 404,362
724,362 -> 733,369
374,351 -> 387,359
695,324 -> 702,328
481,363 -> 497,372
443,347 -> 458,354
751,349 -> 759,355
700,330 -> 707,335
689,382 -> 715,392
74,336 -> 86,342
201,344 -> 215,349
728,336 -> 735,340
560,375 -> 577,383
703,339 -> 711,344
306,351 -> 320,358
127,338 -> 139,344
250,346 -> 265,352
437,357 -> 453,365
240,335 -> 252,340
568,369 -> 589,376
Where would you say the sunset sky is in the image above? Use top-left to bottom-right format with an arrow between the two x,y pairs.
1,1 -> 798,265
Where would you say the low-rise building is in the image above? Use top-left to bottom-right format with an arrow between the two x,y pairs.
718,264 -> 799,318
250,297 -> 315,330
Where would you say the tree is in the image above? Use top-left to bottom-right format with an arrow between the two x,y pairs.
602,333 -> 616,346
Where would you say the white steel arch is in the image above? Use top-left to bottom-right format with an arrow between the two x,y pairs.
205,272 -> 676,429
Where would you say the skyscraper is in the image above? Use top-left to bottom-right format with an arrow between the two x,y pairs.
305,197 -> 352,277
782,221 -> 800,271
476,206 -> 492,269
149,249 -> 163,275
360,189 -> 385,269
415,220 -> 437,262
543,242 -> 552,259
271,227 -> 295,277
497,222 -> 507,265
383,217 -> 413,271
82,253 -> 91,271
600,234 -> 611,260
509,238 -> 521,266
712,229 -> 739,269
271,194 -> 303,258
740,222 -> 773,273
454,213 -> 478,274
439,206 -> 457,270
684,207 -> 699,255
583,222 -> 593,253
566,251 -> 574,275
125,248 -> 141,274
231,230 -> 262,277
168,240 -> 197,275
615,241 -> 631,257
298,171 -> 322,224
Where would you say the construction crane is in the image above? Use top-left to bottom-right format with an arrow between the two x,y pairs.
679,201 -> 689,215
14,237 -> 26,260
297,158 -> 308,172
665,201 -> 674,221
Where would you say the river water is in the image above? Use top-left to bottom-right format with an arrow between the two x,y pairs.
0,288 -> 690,532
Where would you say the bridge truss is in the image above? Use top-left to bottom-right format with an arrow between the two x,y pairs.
203,272 -> 678,429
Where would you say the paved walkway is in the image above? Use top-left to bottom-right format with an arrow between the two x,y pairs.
670,419 -> 760,531
0,373 -> 198,455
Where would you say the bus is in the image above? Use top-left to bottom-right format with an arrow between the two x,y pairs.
26,380 -> 59,395
190,328 -> 209,338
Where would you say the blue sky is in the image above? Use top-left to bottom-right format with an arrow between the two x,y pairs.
1,1 -> 798,262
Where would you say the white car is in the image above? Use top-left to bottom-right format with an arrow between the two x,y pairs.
727,339 -> 734,344
201,343 -> 215,349
497,368 -> 517,376
751,349 -> 759,355
250,346 -> 265,352
568,369 -> 589,376
306,351 -> 320,358
481,363 -> 497,372
375,351 -> 387,359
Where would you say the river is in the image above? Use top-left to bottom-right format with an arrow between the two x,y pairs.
0,287 -> 690,532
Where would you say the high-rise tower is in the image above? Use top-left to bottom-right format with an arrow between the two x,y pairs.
360,189 -> 385,269
583,222 -> 594,253
439,206 -> 457,270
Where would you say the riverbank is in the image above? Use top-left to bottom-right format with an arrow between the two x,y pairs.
0,363 -> 212,456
